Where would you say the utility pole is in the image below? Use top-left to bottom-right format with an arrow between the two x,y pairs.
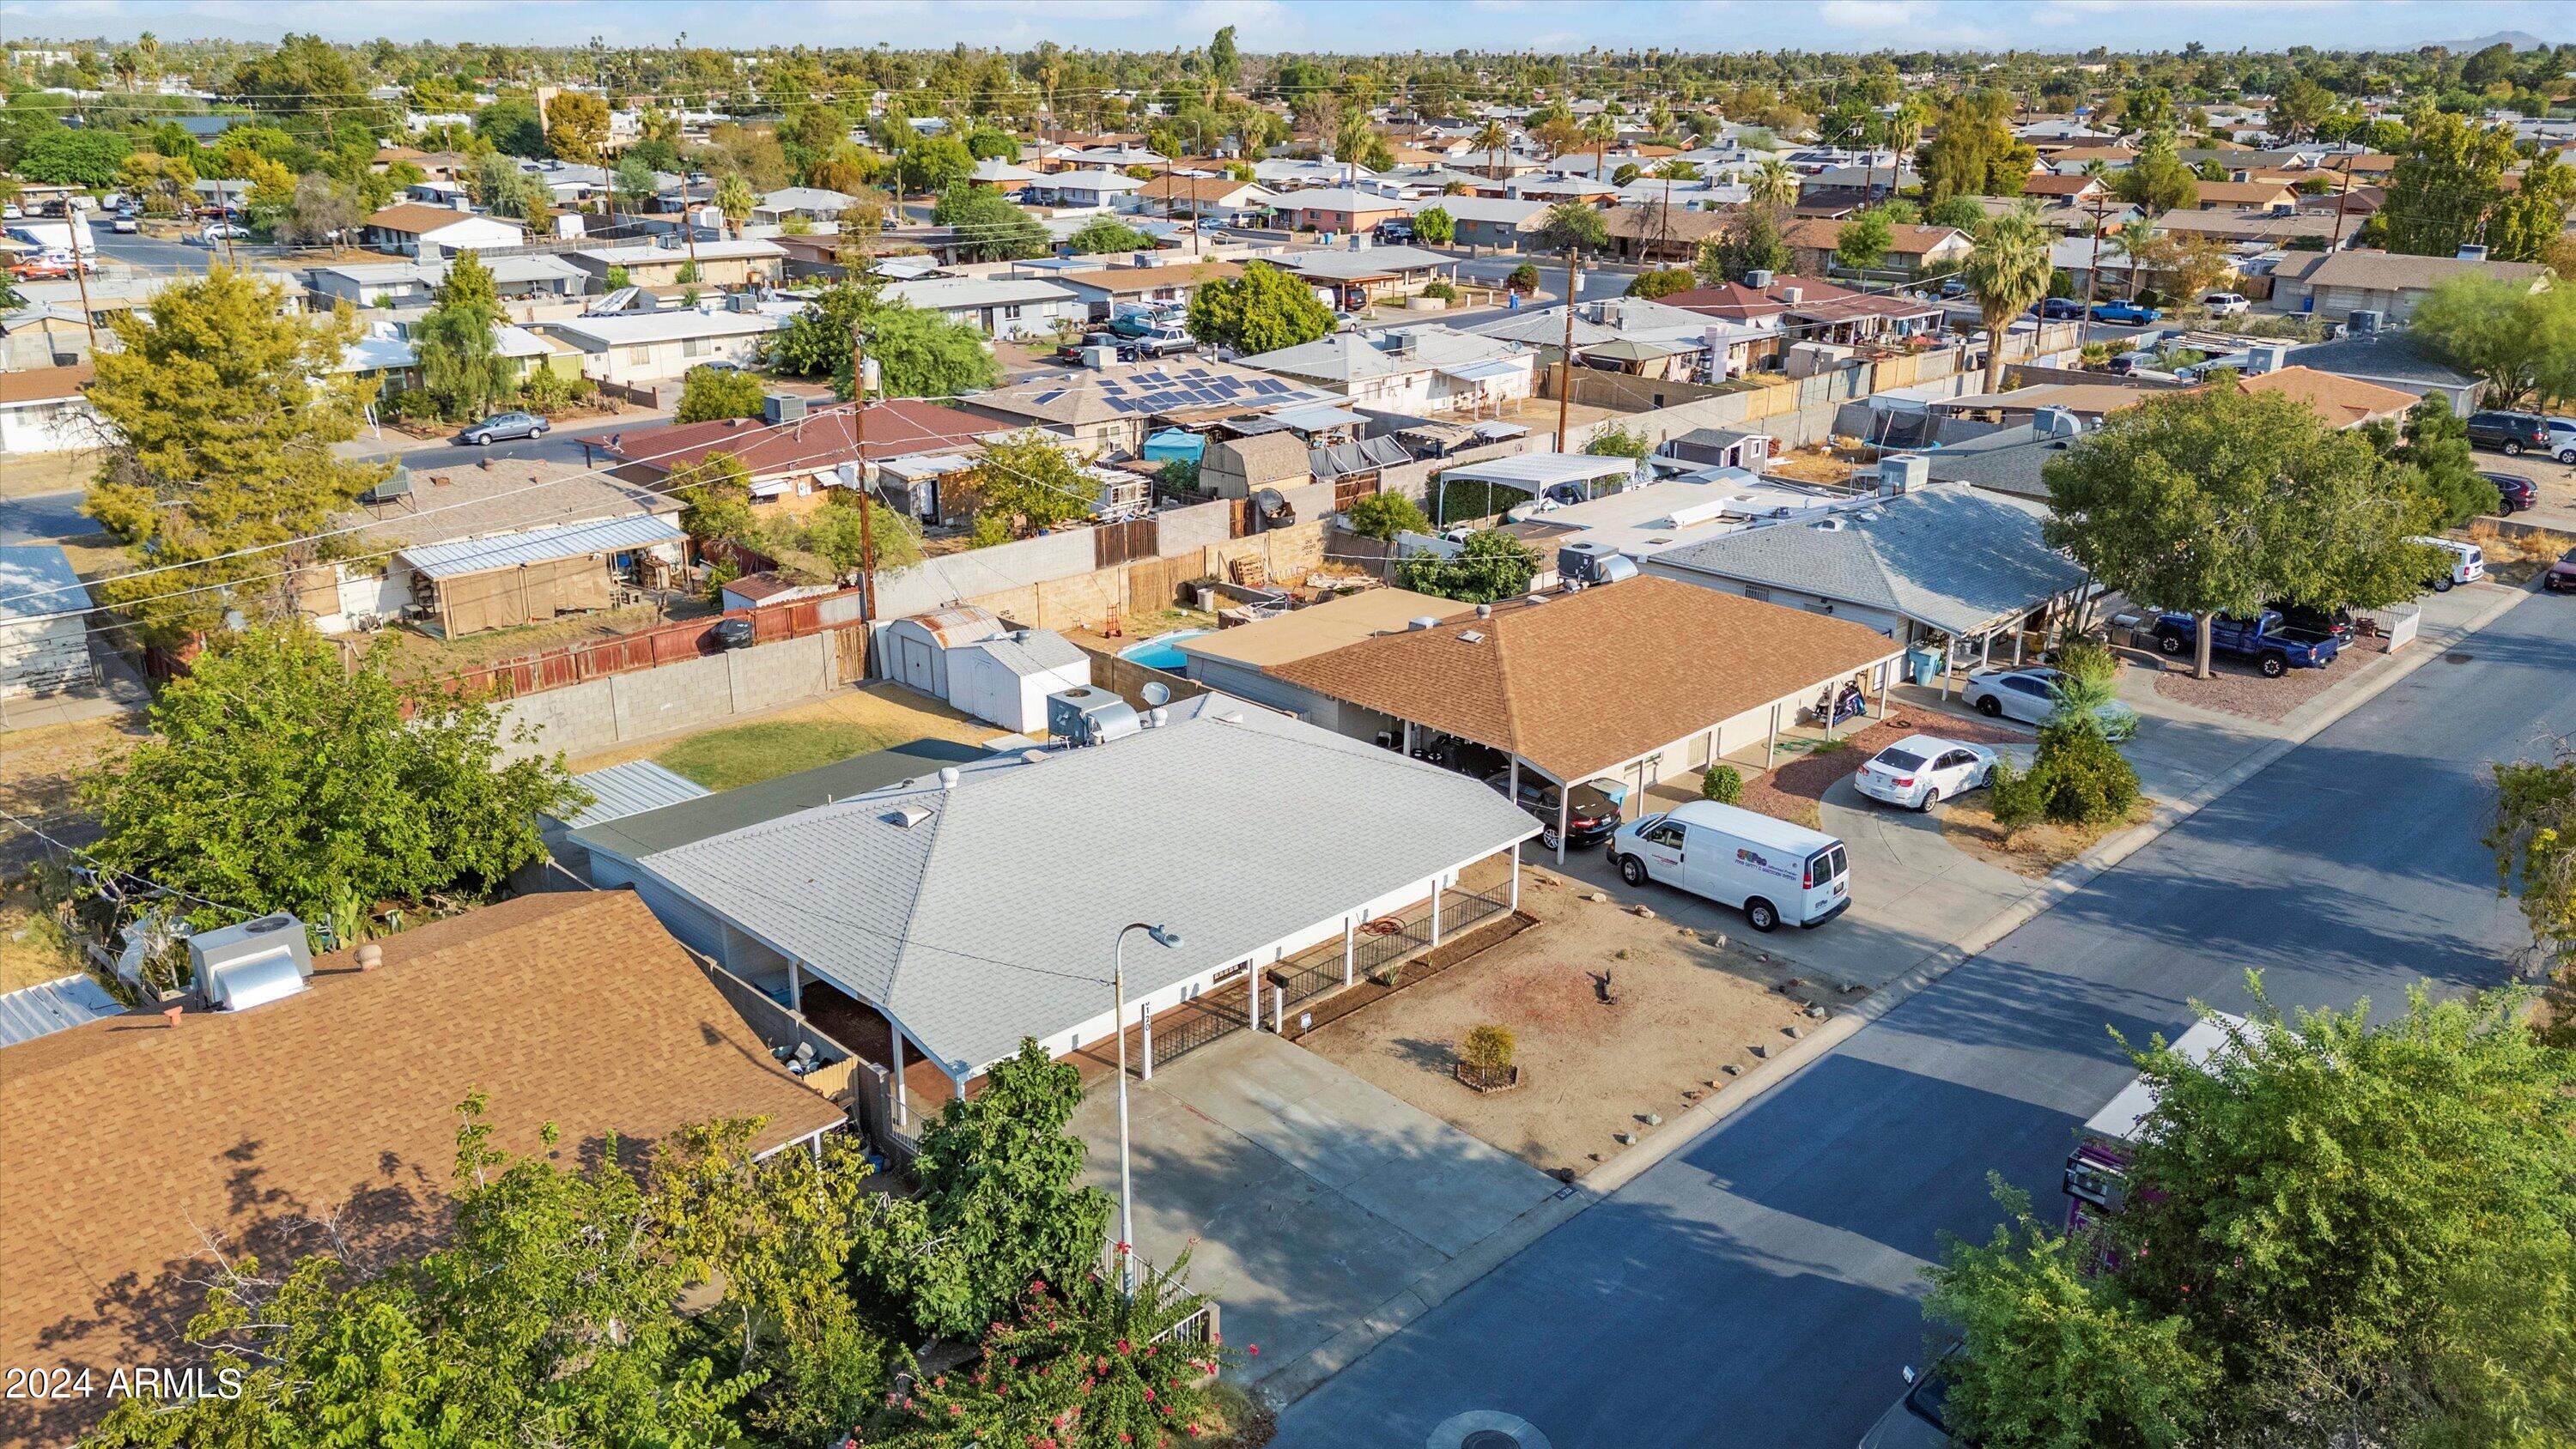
850,323 -> 878,621
66,207 -> 98,357
2325,156 -> 2355,256
2080,191 -> 2111,354
1555,243 -> 1579,446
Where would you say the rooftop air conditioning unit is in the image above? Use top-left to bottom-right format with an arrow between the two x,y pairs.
763,392 -> 807,426
1779,285 -> 1803,304
188,912 -> 313,1011
2033,406 -> 2083,439
1046,685 -> 1142,747
1877,453 -> 1929,494
2244,343 -> 2291,376
1557,539 -> 1632,585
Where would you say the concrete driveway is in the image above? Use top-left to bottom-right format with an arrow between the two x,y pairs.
1072,1028 -> 1560,1381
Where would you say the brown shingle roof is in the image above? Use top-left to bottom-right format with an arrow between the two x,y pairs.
1267,575 -> 1903,779
1048,259 -> 1246,293
0,891 -> 841,1446
614,399 -> 1011,480
2235,365 -> 2418,427
363,202 -> 508,234
0,362 -> 91,405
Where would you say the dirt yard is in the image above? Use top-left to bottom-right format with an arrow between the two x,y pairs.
1300,868 -> 1828,1178
2142,637 -> 2388,724
1941,794 -> 2157,878
0,713 -> 144,869
568,682 -> 1002,786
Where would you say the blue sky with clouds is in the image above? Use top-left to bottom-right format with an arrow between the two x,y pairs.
0,0 -> 2562,53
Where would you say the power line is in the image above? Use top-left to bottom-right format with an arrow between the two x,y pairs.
0,804 -> 260,921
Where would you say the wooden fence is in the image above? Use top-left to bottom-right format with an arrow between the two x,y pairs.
435,585 -> 870,700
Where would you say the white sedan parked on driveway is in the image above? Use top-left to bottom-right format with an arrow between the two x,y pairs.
1854,734 -> 1997,811
1959,666 -> 2140,738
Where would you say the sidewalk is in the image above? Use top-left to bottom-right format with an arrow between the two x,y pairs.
1255,573 -> 2540,1410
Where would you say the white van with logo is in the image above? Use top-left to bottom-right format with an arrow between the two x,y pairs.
1608,799 -> 1852,932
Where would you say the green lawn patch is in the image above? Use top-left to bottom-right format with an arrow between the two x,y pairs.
654,719 -> 918,791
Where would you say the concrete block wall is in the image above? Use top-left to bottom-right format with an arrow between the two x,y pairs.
494,632 -> 843,762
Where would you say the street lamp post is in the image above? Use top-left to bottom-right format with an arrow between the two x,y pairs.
1112,921 -> 1182,1298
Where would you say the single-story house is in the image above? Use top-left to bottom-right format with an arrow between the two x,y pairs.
338,318 -> 579,397
360,203 -> 526,258
0,890 -> 843,1448
1042,259 -> 1245,320
2234,363 -> 2417,429
966,157 -> 1046,191
607,399 -> 1011,526
1267,573 -> 1906,858
305,253 -> 591,307
1272,241 -> 1461,308
321,458 -> 687,635
753,186 -> 858,223
1273,187 -> 1411,236
1404,195 -> 1552,251
1239,324 -> 1535,417
1172,588 -> 1468,717
0,543 -> 96,697
1643,477 -> 2090,688
1022,169 -> 1147,210
2281,330 -> 2481,413
2184,179 -> 2300,211
567,239 -> 787,290
1130,176 -> 1279,224
879,276 -> 1083,340
2018,173 -> 2111,203
2278,248 -> 2552,324
957,362 -> 1328,455
578,692 -> 1540,1122
1780,218 -> 1973,277
0,362 -> 100,454
1598,203 -> 1733,264
541,306 -> 787,387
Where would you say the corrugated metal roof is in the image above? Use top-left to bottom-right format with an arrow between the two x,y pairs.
571,738 -> 997,863
628,694 -> 1540,1075
397,514 -> 686,580
0,974 -> 123,1047
562,761 -> 710,830
960,628 -> 1088,676
0,544 -> 92,623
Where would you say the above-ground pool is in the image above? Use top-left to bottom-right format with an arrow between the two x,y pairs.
1118,628 -> 1212,670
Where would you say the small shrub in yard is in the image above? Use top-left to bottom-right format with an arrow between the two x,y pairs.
1986,755 -> 2044,835
1461,1023 -> 1516,1087
1508,262 -> 1540,293
1703,764 -> 1744,803
1421,279 -> 1458,301
2026,723 -> 2140,827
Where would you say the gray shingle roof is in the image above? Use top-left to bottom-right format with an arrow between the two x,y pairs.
629,694 -> 1537,1073
1651,484 -> 2086,634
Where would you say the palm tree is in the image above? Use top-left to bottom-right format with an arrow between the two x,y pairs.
1886,102 -> 1925,186
2111,220 -> 2162,300
1334,111 -> 1376,186
1749,158 -> 1798,212
1583,112 -> 1619,182
714,173 -> 756,239
1474,118 -> 1510,181
1961,208 -> 2054,393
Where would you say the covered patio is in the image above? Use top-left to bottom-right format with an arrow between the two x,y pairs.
1431,451 -> 1642,524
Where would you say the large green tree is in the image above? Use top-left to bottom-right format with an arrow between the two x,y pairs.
412,250 -> 513,422
1694,207 -> 1793,285
2044,387 -> 2430,679
2491,742 -> 2576,1029
674,363 -> 769,423
1926,982 -> 2576,1449
2363,393 -> 2501,529
2377,112 -> 2519,259
83,269 -> 390,642
2410,274 -> 2576,411
954,434 -> 1099,546
1397,529 -> 1541,603
929,184 -> 1051,262
767,282 -> 1002,400
1920,90 -> 2036,203
82,625 -> 580,933
1185,260 -> 1334,354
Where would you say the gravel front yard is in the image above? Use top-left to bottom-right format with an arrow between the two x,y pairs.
1298,870 -> 1831,1178
1736,711 -> 2029,829
2143,638 -> 2390,724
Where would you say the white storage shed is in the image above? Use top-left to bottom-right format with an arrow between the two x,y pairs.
945,628 -> 1092,733
881,604 -> 1006,700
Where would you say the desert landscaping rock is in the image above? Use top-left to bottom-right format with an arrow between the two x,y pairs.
1631,905 -> 1656,919
1722,1064 -> 1743,1076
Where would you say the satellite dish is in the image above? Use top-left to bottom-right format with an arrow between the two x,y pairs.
1140,681 -> 1172,706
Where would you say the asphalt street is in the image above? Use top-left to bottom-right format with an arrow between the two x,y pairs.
1272,586 -> 2575,1449
0,490 -> 89,545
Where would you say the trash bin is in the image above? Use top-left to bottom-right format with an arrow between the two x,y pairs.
1905,647 -> 1942,687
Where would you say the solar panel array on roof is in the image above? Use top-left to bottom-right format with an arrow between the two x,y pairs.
1085,367 -> 1309,416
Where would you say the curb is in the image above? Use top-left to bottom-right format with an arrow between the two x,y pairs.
1259,576 -> 2538,1411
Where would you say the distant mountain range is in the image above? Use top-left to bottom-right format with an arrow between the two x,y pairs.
2441,31 -> 2555,52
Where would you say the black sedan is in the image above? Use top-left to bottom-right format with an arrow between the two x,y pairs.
1485,771 -> 1624,851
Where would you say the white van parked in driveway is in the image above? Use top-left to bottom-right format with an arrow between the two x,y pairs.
1607,799 -> 1851,932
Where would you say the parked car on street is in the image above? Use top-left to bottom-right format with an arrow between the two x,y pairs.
1608,800 -> 1851,933
2412,536 -> 2484,591
2032,296 -> 2086,321
455,411 -> 549,446
2089,300 -> 2161,324
1960,666 -> 2141,736
197,221 -> 250,243
109,211 -> 139,233
2198,292 -> 2251,316
1858,1356 -> 1965,1449
1373,217 -> 1416,244
2543,417 -> 2576,464
2482,470 -> 2537,513
1055,334 -> 1141,364
1484,771 -> 1622,852
2544,546 -> 2576,594
2464,410 -> 2550,457
1853,734 -> 1998,812
2150,609 -> 2342,676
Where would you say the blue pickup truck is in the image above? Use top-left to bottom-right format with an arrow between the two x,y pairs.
2150,609 -> 2342,677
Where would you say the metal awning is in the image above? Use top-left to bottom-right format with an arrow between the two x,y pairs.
1434,452 -> 1639,491
1437,358 -> 1529,383
397,514 -> 687,580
